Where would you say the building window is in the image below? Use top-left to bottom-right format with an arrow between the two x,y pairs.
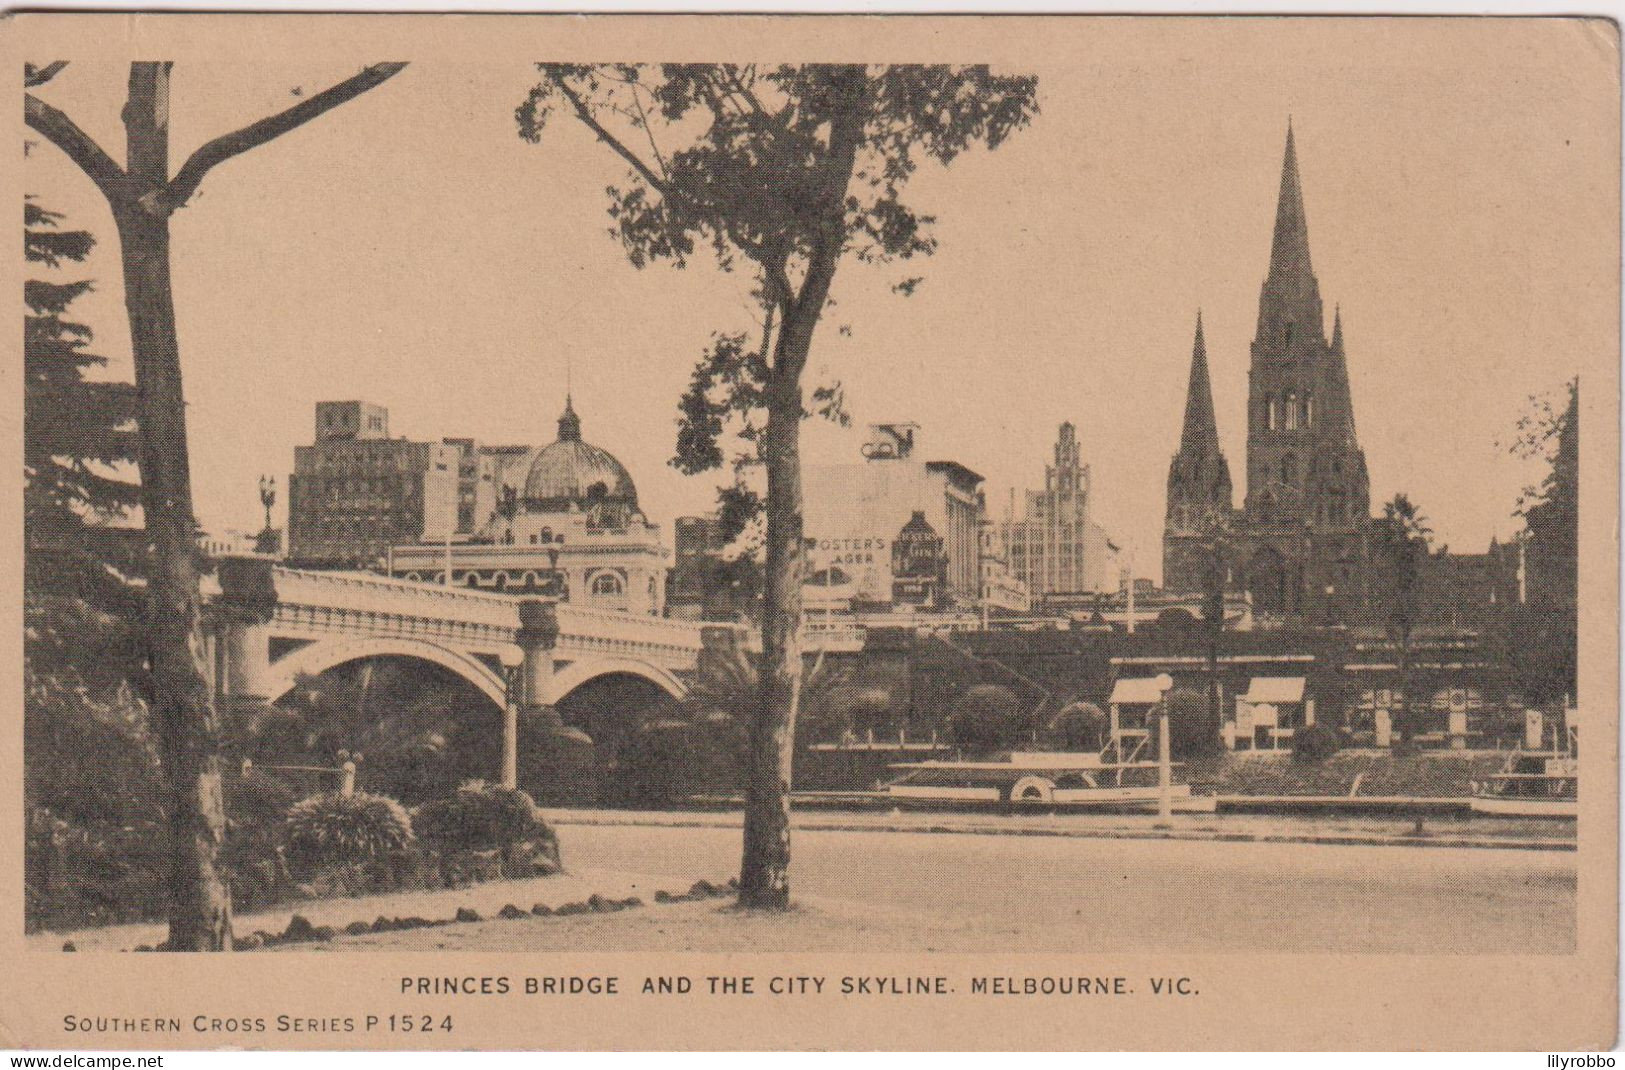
590,572 -> 624,596
1263,394 -> 1276,430
1303,391 -> 1313,427
1284,392 -> 1299,430
1280,454 -> 1298,487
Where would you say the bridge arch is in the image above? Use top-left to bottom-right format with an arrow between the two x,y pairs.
265,637 -> 507,708
546,657 -> 687,706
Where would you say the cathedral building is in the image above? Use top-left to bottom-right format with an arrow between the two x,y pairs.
1163,124 -> 1375,624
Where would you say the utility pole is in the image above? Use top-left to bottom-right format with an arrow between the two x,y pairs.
1154,672 -> 1174,828
1205,523 -> 1229,740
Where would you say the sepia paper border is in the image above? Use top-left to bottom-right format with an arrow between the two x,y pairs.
0,12 -> 1616,1051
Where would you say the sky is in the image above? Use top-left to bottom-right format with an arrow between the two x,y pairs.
22,19 -> 1616,582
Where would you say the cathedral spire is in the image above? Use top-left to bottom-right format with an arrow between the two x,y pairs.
1270,120 -> 1313,282
1256,121 -> 1324,344
1331,303 -> 1344,354
1180,310 -> 1222,455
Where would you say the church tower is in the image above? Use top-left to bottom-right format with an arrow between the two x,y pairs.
1161,122 -> 1375,622
1162,311 -> 1235,594
1236,122 -> 1372,617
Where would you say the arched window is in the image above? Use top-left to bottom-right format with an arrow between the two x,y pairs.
493,573 -> 507,591
1303,391 -> 1313,427
1284,392 -> 1299,430
1280,454 -> 1298,487
590,572 -> 624,596
1263,394 -> 1277,430
466,574 -> 480,588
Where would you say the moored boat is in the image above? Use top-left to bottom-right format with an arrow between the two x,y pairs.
1469,752 -> 1577,818
885,750 -> 1217,812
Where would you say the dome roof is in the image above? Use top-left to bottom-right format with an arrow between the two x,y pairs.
522,397 -> 638,508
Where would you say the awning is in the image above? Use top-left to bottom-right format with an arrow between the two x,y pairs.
1243,677 -> 1306,704
1109,678 -> 1166,705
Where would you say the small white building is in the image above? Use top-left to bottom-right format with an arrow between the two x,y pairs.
1227,677 -> 1314,751
1106,676 -> 1166,760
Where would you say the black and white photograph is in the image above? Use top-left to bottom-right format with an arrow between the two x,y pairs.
5,10 -> 1616,1053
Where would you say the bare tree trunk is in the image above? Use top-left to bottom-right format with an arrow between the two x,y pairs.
738,376 -> 805,910
734,84 -> 864,910
119,64 -> 231,951
26,57 -> 405,952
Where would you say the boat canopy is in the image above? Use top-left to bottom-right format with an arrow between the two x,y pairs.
1242,677 -> 1306,704
1109,678 -> 1166,705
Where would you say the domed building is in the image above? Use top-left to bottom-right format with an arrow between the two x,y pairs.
386,396 -> 668,616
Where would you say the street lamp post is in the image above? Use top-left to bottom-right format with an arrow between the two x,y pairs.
1154,672 -> 1175,828
498,643 -> 525,790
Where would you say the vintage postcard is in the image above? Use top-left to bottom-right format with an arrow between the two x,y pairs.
1,12 -> 1616,1052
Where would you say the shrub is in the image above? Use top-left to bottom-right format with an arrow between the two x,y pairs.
226,770 -> 299,833
415,780 -> 560,880
947,684 -> 1027,756
222,772 -> 301,910
284,791 -> 413,869
1160,688 -> 1223,760
1292,721 -> 1343,763
414,780 -> 552,854
1044,702 -> 1108,752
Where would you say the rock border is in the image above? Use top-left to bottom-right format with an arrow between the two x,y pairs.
115,876 -> 740,951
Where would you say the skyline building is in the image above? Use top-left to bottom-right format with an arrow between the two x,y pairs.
287,401 -> 461,569
1000,422 -> 1116,603
386,396 -> 668,616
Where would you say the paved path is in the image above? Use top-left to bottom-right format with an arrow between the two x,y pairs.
34,810 -> 1573,954
339,822 -> 1574,954
28,863 -> 706,953
550,804 -> 1576,850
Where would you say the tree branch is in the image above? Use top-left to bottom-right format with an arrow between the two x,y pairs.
627,86 -> 670,184
547,71 -> 670,196
153,61 -> 407,215
24,93 -> 131,205
25,61 -> 69,88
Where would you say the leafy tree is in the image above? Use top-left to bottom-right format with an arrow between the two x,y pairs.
1509,378 -> 1578,706
22,200 -> 159,930
23,197 -> 146,684
1371,493 -> 1434,747
518,63 -> 1039,908
27,60 -> 407,949
1151,687 -> 1223,761
683,631 -> 850,736
263,661 -> 497,805
24,198 -> 141,588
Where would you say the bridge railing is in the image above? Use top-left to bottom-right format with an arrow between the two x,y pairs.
269,566 -> 521,630
555,601 -> 711,656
